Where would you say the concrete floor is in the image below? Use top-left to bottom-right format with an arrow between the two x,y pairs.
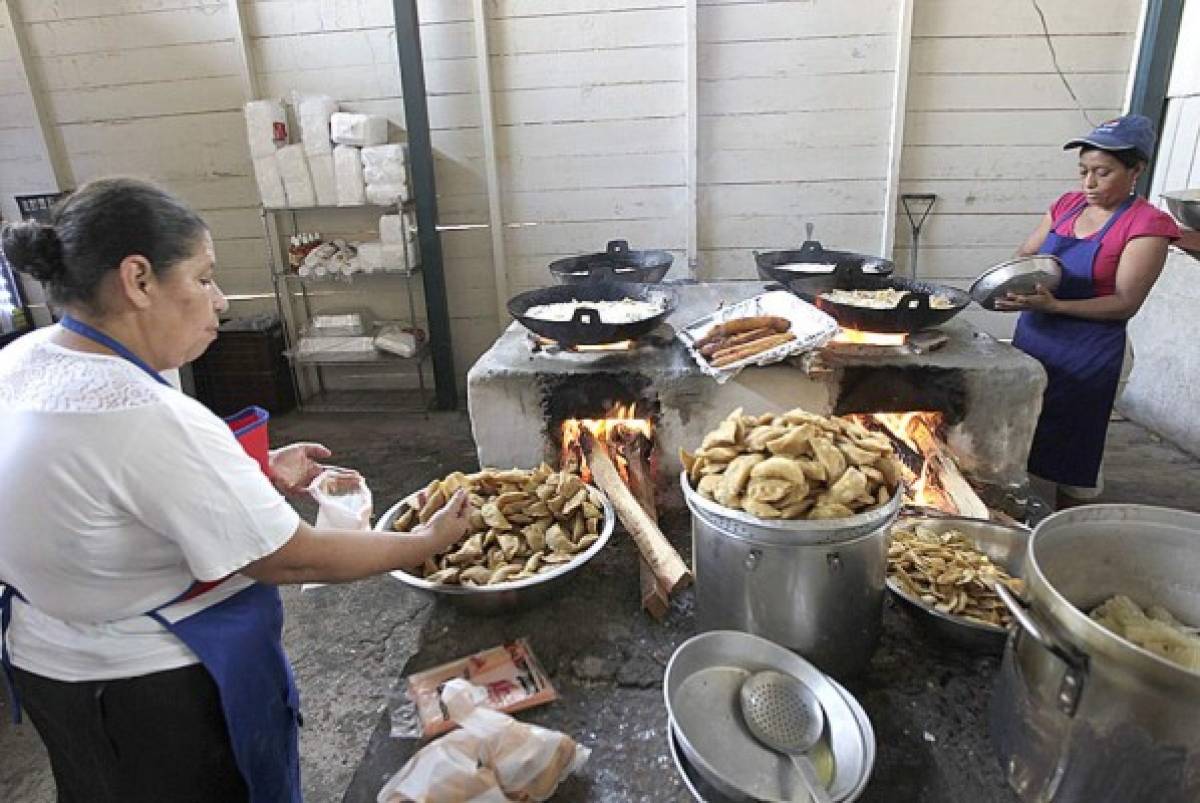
3,413 -> 1199,802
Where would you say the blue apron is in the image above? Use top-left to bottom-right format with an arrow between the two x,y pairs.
1012,197 -> 1134,488
1,316 -> 301,803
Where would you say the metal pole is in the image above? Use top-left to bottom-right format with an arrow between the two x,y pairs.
1127,0 -> 1184,197
393,0 -> 458,409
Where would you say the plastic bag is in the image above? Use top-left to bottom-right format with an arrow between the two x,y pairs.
378,679 -> 589,803
308,468 -> 373,529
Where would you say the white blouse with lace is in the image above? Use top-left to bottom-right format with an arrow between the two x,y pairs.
0,327 -> 299,681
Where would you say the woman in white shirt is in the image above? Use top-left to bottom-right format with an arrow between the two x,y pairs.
0,177 -> 469,803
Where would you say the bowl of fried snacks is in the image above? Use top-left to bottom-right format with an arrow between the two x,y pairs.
887,516 -> 1029,652
378,464 -> 614,614
681,407 -> 905,524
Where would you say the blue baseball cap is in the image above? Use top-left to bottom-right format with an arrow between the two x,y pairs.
1063,114 -> 1156,161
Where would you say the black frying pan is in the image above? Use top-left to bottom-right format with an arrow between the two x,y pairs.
755,229 -> 894,291
787,276 -> 970,334
548,240 -> 674,285
507,281 -> 677,346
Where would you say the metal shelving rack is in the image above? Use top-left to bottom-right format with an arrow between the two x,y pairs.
261,203 -> 429,414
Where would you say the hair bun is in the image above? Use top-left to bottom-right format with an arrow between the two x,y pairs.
1,220 -> 65,284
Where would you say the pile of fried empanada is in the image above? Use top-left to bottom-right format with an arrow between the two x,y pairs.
682,407 -> 904,520
392,465 -> 607,586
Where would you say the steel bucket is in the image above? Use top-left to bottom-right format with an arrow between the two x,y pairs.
682,472 -> 900,678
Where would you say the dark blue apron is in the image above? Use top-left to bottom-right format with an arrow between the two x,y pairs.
1,316 -> 301,803
1012,197 -> 1134,488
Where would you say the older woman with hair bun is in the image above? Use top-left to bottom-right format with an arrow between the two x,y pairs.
0,177 -> 469,803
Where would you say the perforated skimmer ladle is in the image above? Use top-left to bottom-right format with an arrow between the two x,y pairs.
740,670 -> 833,803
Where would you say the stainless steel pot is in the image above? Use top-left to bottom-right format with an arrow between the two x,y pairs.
682,472 -> 900,678
990,505 -> 1200,802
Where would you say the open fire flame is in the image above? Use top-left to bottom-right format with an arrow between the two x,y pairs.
533,335 -> 636,352
561,402 -> 654,483
851,411 -> 985,516
831,328 -> 909,347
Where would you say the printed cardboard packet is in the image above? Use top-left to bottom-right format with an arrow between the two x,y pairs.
405,639 -> 557,738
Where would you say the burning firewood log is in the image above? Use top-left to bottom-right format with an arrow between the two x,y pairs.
614,428 -> 671,618
580,429 -> 692,596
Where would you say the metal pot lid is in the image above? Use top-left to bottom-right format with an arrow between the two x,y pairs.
664,631 -> 875,802
681,471 -> 901,546
1022,504 -> 1200,689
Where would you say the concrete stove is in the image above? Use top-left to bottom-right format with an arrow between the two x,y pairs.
467,281 -> 1047,508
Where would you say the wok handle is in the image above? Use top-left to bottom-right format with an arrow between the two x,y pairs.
995,583 -> 1088,715
570,306 -> 601,328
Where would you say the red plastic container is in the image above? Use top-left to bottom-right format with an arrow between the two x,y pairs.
224,405 -> 271,476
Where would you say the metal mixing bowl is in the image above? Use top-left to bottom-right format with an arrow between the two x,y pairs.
1162,190 -> 1200,230
969,255 -> 1063,311
376,486 -> 615,615
886,515 -> 1029,653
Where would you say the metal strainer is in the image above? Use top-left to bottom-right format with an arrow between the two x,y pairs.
740,670 -> 833,803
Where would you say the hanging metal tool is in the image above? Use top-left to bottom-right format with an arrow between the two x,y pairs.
900,193 -> 937,279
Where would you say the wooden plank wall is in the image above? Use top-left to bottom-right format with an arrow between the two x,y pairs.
484,0 -> 688,293
0,0 -> 1148,362
898,0 -> 1139,338
697,0 -> 898,279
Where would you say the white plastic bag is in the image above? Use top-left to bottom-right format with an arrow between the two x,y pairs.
308,468 -> 373,530
378,679 -> 589,803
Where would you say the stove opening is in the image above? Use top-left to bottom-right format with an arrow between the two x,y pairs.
851,412 -> 988,518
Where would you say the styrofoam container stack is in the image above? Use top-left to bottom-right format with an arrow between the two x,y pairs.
298,95 -> 337,155
330,113 -> 388,147
334,144 -> 366,206
276,144 -> 316,208
245,99 -> 288,208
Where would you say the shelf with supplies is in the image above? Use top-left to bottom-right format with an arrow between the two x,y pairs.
274,266 -> 421,281
261,201 -> 428,414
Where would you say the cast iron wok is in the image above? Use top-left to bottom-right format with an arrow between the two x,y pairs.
787,276 -> 970,334
507,281 -> 677,346
548,240 -> 674,285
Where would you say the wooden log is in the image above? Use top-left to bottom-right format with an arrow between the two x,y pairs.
582,430 -> 692,594
906,417 -> 990,520
615,432 -> 670,619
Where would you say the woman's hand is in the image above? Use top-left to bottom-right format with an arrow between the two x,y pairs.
411,490 -> 471,553
269,442 -> 345,496
993,284 -> 1060,313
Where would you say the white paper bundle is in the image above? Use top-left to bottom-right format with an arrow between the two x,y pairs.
379,214 -> 404,244
361,143 -> 407,184
330,112 -> 387,147
276,144 -> 316,208
297,95 -> 338,155
334,145 -> 366,206
356,241 -> 382,271
253,156 -> 287,209
365,183 -> 408,206
244,99 -> 287,159
308,153 -> 337,206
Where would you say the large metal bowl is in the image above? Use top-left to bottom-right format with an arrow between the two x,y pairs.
376,486 -> 615,615
969,255 -> 1063,311
886,515 -> 1029,653
1162,189 -> 1200,230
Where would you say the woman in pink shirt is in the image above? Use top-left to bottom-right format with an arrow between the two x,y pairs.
997,115 -> 1180,508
